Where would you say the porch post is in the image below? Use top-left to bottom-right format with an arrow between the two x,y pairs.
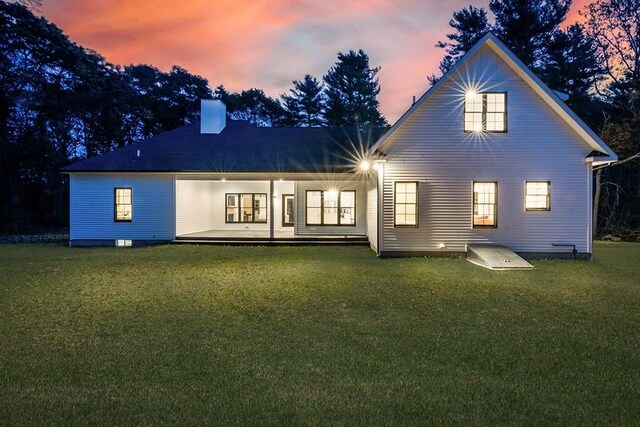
269,179 -> 275,240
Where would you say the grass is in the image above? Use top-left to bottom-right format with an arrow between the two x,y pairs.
0,242 -> 639,425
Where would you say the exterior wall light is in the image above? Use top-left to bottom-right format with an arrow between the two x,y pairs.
360,160 -> 371,171
372,162 -> 382,171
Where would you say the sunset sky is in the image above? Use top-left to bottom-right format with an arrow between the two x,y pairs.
41,0 -> 589,123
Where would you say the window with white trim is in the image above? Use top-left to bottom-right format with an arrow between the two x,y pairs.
473,182 -> 497,227
525,181 -> 550,211
305,190 -> 356,226
464,92 -> 506,132
226,193 -> 267,223
114,188 -> 132,222
394,182 -> 418,227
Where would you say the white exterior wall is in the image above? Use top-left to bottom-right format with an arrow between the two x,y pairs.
175,179 -> 213,235
294,180 -> 368,236
380,45 -> 593,254
70,173 -> 175,241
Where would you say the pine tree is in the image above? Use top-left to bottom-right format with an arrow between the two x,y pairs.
323,50 -> 388,127
489,0 -> 571,71
431,6 -> 490,81
542,24 -> 605,123
433,0 -> 571,79
214,87 -> 285,127
281,75 -> 326,127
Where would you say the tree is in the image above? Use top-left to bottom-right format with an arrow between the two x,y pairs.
215,86 -> 286,127
542,24 -> 606,122
323,50 -> 388,127
490,0 -> 571,71
124,64 -> 212,138
582,0 -> 640,114
431,6 -> 490,81
0,1 -> 108,230
281,75 -> 326,127
0,1 -> 217,232
593,118 -> 640,236
433,0 -> 572,79
582,0 -> 640,237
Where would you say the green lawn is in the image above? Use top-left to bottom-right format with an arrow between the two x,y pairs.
1,243 -> 639,425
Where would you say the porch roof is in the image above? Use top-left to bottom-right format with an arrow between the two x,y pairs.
62,120 -> 387,173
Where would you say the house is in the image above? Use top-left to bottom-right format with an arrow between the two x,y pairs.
62,33 -> 617,259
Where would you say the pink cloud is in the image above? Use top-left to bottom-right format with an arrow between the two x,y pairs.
42,0 -> 588,123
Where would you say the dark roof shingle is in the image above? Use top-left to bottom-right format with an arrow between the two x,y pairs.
62,120 -> 387,173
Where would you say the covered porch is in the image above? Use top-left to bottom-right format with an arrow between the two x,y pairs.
174,174 -> 371,245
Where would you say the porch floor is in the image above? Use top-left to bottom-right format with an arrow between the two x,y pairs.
178,229 -> 293,239
174,229 -> 369,245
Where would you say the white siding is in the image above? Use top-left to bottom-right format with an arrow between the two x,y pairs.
70,174 -> 174,241
367,177 -> 378,251
295,180 -> 368,236
175,179 -> 213,235
380,45 -> 592,254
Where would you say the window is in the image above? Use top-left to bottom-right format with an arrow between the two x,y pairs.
305,190 -> 356,226
464,92 -> 506,132
473,182 -> 497,227
225,193 -> 267,223
525,181 -> 550,211
394,182 -> 418,227
282,194 -> 294,226
114,188 -> 132,221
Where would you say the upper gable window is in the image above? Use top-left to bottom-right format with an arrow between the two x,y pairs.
464,92 -> 507,133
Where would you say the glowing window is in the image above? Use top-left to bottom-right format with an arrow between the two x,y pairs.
306,190 -> 356,226
114,188 -> 132,222
225,193 -> 267,223
464,92 -> 506,132
473,182 -> 497,227
525,182 -> 550,211
340,191 -> 356,225
394,182 -> 418,227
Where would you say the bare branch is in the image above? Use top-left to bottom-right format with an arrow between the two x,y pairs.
594,152 -> 640,170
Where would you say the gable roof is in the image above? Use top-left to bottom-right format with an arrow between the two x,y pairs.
62,120 -> 387,174
370,33 -> 617,164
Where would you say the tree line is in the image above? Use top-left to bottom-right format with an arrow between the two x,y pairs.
0,1 -> 386,232
1,0 -> 638,238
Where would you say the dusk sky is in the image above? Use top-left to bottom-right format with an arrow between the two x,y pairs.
42,0 -> 589,123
